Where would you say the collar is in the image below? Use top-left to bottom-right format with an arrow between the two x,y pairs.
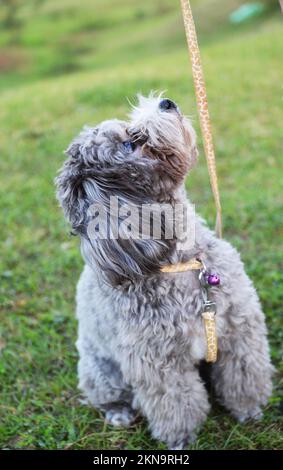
160,257 -> 203,273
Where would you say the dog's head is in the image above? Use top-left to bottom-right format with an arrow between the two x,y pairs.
55,93 -> 197,285
128,93 -> 198,184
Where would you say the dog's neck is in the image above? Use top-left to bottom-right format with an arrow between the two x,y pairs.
162,184 -> 202,264
83,182 -> 202,286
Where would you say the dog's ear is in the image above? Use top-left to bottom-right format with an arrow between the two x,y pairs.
56,151 -> 174,286
55,144 -> 87,235
55,127 -> 100,234
80,229 -> 173,286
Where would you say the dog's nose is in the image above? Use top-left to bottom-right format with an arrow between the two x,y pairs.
159,99 -> 177,111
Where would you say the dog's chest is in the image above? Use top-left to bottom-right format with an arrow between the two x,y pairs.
117,272 -> 215,363
179,315 -> 208,361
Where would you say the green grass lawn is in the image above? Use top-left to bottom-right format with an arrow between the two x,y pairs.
0,0 -> 282,450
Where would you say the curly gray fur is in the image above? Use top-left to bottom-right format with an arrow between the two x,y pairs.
55,93 -> 273,449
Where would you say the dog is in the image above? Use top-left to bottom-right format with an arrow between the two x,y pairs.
55,93 -> 273,449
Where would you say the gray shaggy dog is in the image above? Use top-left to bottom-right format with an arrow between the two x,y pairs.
55,93 -> 273,449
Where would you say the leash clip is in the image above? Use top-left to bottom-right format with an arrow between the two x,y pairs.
202,299 -> 217,324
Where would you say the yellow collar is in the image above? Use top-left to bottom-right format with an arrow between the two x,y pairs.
160,256 -> 217,363
160,257 -> 203,273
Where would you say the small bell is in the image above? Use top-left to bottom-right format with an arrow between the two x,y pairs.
205,273 -> 220,286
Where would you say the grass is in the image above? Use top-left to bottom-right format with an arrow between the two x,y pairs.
0,0 -> 282,450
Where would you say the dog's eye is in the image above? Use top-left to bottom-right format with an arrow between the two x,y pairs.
122,140 -> 136,152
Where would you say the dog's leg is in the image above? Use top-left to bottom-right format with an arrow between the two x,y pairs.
125,363 -> 210,449
212,297 -> 273,422
77,340 -> 135,427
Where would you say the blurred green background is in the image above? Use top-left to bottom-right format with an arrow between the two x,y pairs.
0,0 -> 282,450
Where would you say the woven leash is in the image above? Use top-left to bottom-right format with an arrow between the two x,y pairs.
180,0 -> 222,238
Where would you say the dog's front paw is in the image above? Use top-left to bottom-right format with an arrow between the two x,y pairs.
234,406 -> 263,423
105,407 -> 135,427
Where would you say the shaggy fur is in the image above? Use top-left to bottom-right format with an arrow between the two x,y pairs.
55,93 -> 273,449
